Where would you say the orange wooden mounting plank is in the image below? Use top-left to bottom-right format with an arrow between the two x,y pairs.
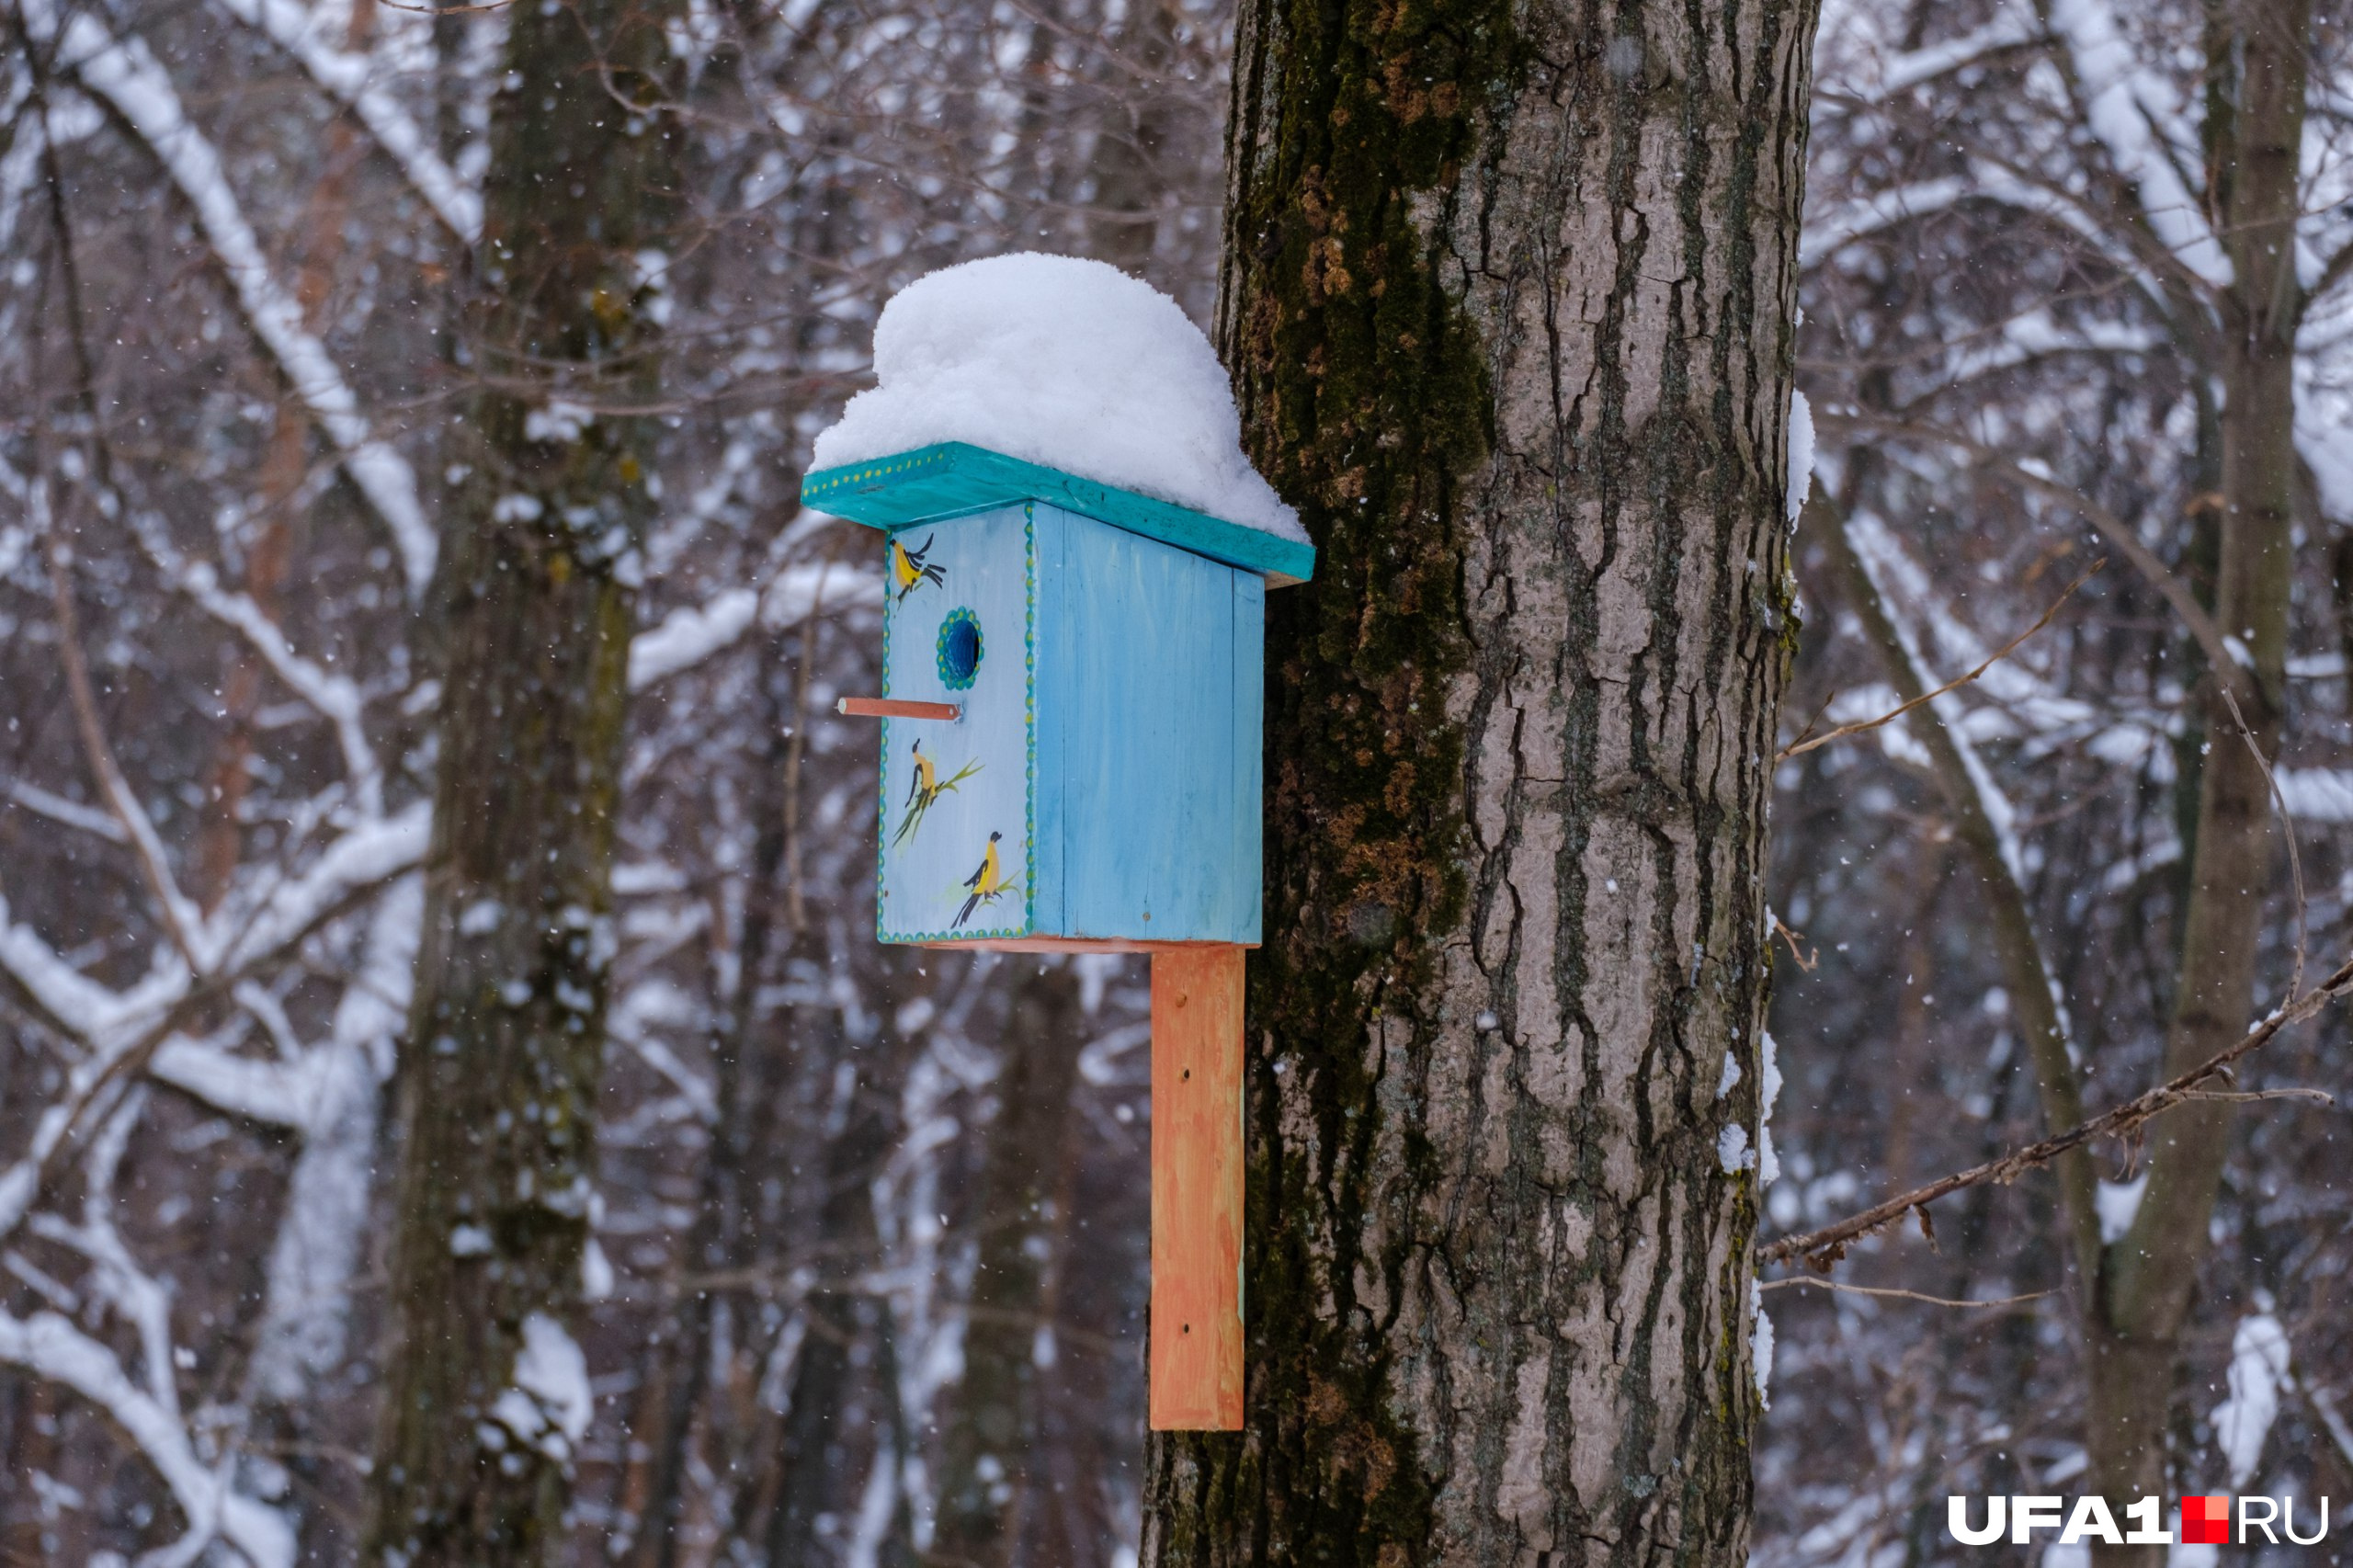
835,696 -> 961,721
1149,945 -> 1245,1430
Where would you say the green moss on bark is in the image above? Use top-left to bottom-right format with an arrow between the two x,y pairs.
1153,3 -> 1513,1563
362,0 -> 679,1560
1153,0 -> 1816,1562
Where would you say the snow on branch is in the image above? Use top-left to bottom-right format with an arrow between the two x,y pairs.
1928,307 -> 2164,389
4,775 -> 129,843
0,894 -> 190,1051
0,803 -> 426,1237
1818,408 -> 2237,687
629,562 -> 882,690
130,511 -> 384,814
1822,6 -> 2040,104
1802,164 -> 2169,308
23,0 -> 437,595
0,1092 -> 294,1564
210,800 -> 429,973
2045,0 -> 2231,288
206,0 -> 483,242
0,963 -> 185,1240
1779,551 -> 2102,767
1836,504 -> 2086,1079
1843,511 -> 2037,890
631,586 -> 760,690
146,1031 -> 317,1129
0,1312 -> 295,1566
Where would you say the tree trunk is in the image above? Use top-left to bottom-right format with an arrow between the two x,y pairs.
762,1063 -> 898,1568
1145,2 -> 1817,1563
625,635 -> 799,1568
363,0 -> 679,1559
1812,489 -> 2104,1282
934,960 -> 1086,1568
2087,2 -> 2308,1552
1084,0 -> 1180,275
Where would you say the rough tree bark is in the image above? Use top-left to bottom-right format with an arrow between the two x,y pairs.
362,0 -> 680,1559
2087,0 -> 2310,1548
1145,3 -> 1818,1564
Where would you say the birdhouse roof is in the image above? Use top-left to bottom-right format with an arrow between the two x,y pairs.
801,442 -> 1316,586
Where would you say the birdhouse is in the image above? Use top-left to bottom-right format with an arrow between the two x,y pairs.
804,438 -> 1313,1430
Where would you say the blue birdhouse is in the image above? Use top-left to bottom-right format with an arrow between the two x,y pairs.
803,441 -> 1313,953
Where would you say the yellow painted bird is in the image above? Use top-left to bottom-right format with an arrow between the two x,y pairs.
953,831 -> 1007,928
889,532 -> 945,603
892,738 -> 981,848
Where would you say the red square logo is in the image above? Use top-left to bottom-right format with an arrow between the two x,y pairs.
2181,1496 -> 2233,1546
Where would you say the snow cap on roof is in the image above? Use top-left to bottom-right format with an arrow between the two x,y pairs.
811,253 -> 1304,543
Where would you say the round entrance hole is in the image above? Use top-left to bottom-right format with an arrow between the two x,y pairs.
936,608 -> 983,690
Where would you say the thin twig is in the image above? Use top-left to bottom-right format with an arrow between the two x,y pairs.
1758,1278 -> 2052,1310
781,537 -> 842,935
1758,949 -> 2353,1268
2302,1380 -> 2353,1475
2219,679 -> 2306,1002
45,536 -> 203,969
1769,913 -> 1819,971
1779,687 -> 1841,758
1779,559 -> 2103,760
0,857 -> 409,1248
2175,1086 -> 2333,1106
1814,410 -> 2242,682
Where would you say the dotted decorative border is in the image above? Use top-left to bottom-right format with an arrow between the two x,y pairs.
875,505 -> 1037,944
802,447 -> 950,503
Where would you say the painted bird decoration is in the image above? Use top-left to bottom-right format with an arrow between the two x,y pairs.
892,738 -> 982,848
889,532 -> 946,603
953,831 -> 1011,928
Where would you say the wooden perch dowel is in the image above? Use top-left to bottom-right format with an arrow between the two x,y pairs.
835,697 -> 961,721
1149,945 -> 1245,1430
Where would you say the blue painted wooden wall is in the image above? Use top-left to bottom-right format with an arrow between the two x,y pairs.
873,501 -> 1263,947
875,506 -> 1036,942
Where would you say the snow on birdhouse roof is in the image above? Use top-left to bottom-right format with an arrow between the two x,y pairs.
809,254 -> 1304,546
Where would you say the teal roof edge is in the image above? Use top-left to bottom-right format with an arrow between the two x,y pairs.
800,441 -> 1315,586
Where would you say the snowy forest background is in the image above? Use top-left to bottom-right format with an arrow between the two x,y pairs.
2,0 -> 2351,1562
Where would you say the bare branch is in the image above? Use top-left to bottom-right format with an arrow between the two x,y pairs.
1779,558 -> 2101,761
207,0 -> 483,242
1758,951 -> 2353,1269
1757,1278 -> 2054,1310
20,0 -> 437,593
1814,408 -> 2241,681
44,519 -> 206,970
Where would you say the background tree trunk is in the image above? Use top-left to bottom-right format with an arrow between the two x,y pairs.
1145,2 -> 1818,1563
2088,0 -> 2311,1551
363,0 -> 680,1559
761,1060 -> 903,1568
624,628 -> 800,1568
1808,489 -> 2104,1281
934,960 -> 1086,1568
